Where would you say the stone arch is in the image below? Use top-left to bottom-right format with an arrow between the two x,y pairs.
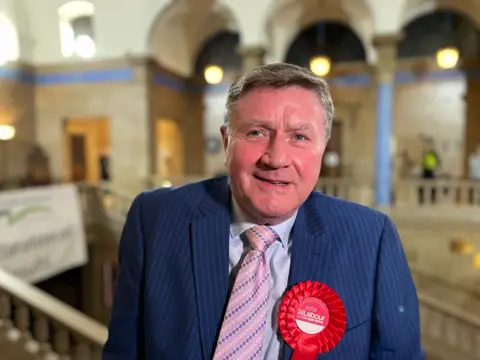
147,0 -> 240,77
264,0 -> 375,63
194,31 -> 241,79
401,0 -> 480,28
398,9 -> 480,59
285,21 -> 367,66
0,13 -> 19,64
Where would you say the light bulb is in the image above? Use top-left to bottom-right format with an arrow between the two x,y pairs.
0,125 -> 15,140
309,56 -> 331,76
204,65 -> 223,84
436,47 -> 459,69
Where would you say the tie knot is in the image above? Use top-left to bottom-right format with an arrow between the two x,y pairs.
244,225 -> 279,252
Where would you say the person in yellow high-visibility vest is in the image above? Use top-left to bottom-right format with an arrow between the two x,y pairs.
419,137 -> 440,204
421,138 -> 440,179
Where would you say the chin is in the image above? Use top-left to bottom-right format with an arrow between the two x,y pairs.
249,197 -> 297,223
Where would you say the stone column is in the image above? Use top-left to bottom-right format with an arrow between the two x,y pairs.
372,34 -> 402,208
237,45 -> 266,74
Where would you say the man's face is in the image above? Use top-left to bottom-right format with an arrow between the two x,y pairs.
221,86 -> 327,224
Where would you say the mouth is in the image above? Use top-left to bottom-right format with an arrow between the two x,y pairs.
253,174 -> 291,187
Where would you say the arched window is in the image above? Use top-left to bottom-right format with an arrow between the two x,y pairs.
58,1 -> 96,59
0,14 -> 19,65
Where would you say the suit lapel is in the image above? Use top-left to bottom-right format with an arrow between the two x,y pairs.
191,178 -> 231,360
283,194 -> 338,359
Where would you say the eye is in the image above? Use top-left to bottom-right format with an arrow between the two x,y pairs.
247,130 -> 263,137
294,134 -> 308,141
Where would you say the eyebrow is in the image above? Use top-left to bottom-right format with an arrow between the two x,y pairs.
287,123 -> 313,131
239,118 -> 316,134
245,119 -> 314,129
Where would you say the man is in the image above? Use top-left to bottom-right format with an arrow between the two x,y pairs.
102,63 -> 424,359
421,137 -> 440,180
419,136 -> 441,204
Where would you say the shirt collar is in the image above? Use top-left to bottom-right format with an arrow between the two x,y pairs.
230,196 -> 297,248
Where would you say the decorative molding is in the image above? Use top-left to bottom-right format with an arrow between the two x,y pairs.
236,45 -> 266,58
372,33 -> 405,48
0,60 -> 476,89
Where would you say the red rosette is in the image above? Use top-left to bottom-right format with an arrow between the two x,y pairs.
278,281 -> 346,360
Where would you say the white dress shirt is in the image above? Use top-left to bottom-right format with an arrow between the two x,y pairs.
228,200 -> 297,359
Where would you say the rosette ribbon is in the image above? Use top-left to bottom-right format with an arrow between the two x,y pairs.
278,280 -> 347,360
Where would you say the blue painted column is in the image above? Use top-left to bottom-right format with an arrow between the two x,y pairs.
375,82 -> 394,207
373,35 -> 400,208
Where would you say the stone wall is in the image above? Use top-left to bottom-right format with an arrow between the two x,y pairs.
34,58 -> 150,192
0,63 -> 36,184
147,61 -> 205,179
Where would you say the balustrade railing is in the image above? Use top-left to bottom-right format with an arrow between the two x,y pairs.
419,294 -> 480,360
142,175 -> 480,211
395,179 -> 480,208
0,268 -> 107,360
143,175 -> 374,206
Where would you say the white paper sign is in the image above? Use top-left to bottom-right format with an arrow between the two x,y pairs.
0,184 -> 88,283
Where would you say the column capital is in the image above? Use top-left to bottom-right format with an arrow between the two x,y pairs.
236,45 -> 266,58
236,45 -> 267,74
372,33 -> 403,83
372,33 -> 404,48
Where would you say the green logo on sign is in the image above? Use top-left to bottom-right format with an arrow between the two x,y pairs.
0,205 -> 52,225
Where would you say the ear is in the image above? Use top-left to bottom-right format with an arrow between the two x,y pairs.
220,125 -> 229,151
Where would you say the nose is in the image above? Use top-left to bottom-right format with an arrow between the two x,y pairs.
260,134 -> 290,169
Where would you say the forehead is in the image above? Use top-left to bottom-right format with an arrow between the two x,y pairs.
233,86 -> 324,121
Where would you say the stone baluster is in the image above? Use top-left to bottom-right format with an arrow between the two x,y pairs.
53,327 -> 71,360
0,292 -> 12,331
74,340 -> 91,360
13,302 -> 32,347
33,312 -> 52,356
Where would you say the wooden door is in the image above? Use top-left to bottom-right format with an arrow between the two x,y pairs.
70,134 -> 87,181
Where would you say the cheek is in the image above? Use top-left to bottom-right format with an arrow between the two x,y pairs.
293,150 -> 323,178
227,141 -> 264,168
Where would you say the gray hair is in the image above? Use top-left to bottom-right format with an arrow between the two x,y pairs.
224,62 -> 334,141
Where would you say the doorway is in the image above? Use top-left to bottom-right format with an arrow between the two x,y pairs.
321,120 -> 343,177
63,117 -> 110,182
155,118 -> 184,179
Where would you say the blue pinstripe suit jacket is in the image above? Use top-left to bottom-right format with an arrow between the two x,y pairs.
102,177 -> 425,360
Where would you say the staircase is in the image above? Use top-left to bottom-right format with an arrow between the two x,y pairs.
0,268 -> 106,359
0,181 -> 479,359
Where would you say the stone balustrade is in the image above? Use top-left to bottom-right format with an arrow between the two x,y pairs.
142,175 -> 480,212
419,294 -> 480,360
395,179 -> 480,208
0,268 -> 107,360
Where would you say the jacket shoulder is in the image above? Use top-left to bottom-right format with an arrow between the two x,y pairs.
309,190 -> 388,231
133,177 -> 226,218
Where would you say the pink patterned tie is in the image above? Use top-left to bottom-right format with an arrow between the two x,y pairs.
213,225 -> 279,360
